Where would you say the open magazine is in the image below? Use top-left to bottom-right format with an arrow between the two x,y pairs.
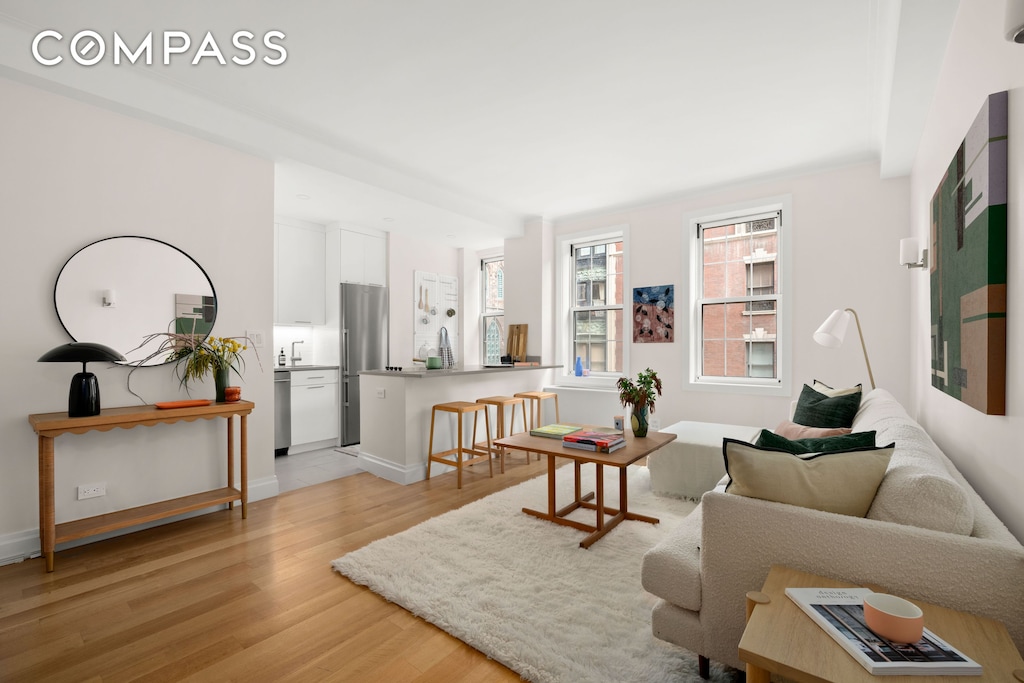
785,587 -> 982,676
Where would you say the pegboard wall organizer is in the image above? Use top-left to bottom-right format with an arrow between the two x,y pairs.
414,270 -> 459,364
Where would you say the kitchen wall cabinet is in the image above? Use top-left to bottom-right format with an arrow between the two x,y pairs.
276,223 -> 326,325
339,229 -> 386,286
290,368 -> 339,447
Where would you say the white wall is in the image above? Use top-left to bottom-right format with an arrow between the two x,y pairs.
549,162 -> 911,429
0,77 -> 275,562
908,0 -> 1024,542
504,217 -> 555,363
387,233 -> 460,366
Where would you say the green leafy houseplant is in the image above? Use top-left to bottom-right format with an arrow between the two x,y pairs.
617,367 -> 662,436
127,326 -> 259,402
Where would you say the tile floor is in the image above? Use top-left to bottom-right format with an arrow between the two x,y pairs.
275,444 -> 363,493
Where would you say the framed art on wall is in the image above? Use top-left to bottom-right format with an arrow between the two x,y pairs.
632,285 -> 674,343
930,90 -> 1008,415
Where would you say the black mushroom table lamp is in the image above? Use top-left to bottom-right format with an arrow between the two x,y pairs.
38,342 -> 126,417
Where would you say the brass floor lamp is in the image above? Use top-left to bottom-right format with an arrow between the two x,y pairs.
813,308 -> 876,390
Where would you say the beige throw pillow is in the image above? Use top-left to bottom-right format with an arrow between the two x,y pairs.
774,420 -> 852,440
723,439 -> 893,517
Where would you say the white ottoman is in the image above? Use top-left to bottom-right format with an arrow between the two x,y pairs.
649,421 -> 761,500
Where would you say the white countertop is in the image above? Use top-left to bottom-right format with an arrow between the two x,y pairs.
361,364 -> 559,378
273,365 -> 339,373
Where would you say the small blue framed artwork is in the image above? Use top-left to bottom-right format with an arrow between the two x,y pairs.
633,285 -> 674,343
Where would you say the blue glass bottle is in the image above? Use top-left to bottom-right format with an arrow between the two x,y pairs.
574,356 -> 583,376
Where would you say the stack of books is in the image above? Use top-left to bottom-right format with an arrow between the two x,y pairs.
529,424 -> 583,439
562,429 -> 626,453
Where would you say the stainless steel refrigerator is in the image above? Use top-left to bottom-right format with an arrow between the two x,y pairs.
339,283 -> 389,446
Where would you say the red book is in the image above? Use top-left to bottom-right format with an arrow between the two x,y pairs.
562,430 -> 625,449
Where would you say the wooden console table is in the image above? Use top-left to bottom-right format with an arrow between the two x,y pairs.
28,400 -> 253,572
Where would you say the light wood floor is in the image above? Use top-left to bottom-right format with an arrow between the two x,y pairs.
0,455 -> 555,682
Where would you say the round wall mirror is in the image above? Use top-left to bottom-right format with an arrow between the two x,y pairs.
54,236 -> 217,366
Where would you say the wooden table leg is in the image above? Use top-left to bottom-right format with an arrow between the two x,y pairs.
595,464 -> 604,531
573,460 -> 582,503
240,413 -> 248,519
547,453 -> 556,515
38,435 -> 55,572
745,591 -> 772,683
227,415 -> 235,511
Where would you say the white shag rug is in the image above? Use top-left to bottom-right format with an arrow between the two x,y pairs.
332,465 -> 739,682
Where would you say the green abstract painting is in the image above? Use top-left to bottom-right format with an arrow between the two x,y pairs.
930,91 -> 1008,415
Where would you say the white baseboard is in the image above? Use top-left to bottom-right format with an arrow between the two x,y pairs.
358,451 -> 428,485
0,474 -> 281,567
287,438 -> 338,455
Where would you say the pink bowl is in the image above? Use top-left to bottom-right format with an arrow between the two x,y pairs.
863,593 -> 924,644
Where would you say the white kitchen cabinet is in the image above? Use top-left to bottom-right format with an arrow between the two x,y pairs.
364,234 -> 386,285
339,229 -> 387,286
290,369 -> 339,446
276,224 -> 326,325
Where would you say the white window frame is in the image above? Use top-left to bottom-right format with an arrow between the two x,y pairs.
480,253 -> 505,364
686,196 -> 792,396
555,225 -> 630,388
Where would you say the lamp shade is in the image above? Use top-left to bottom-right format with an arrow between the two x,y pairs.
813,309 -> 850,348
38,342 -> 126,364
38,342 -> 125,417
899,238 -> 919,266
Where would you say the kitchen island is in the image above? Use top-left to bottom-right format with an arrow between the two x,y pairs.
359,364 -> 559,484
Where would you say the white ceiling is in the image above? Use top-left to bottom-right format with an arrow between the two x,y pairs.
0,0 -> 958,250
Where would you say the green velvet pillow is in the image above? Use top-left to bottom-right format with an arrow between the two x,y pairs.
792,383 -> 862,428
754,429 -> 877,455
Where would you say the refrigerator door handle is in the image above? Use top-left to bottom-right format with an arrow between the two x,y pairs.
342,376 -> 349,406
342,328 -> 350,374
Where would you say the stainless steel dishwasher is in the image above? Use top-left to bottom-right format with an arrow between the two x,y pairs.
274,370 -> 291,455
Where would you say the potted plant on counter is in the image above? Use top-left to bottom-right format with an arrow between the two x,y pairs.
617,367 -> 662,437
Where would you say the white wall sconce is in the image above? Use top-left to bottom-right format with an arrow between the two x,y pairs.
899,238 -> 928,269
1008,0 -> 1024,42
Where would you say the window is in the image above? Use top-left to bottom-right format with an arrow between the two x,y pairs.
481,257 -> 504,364
557,227 -> 629,383
690,200 -> 789,394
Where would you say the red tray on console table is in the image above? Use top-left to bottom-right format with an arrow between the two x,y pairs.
154,399 -> 213,409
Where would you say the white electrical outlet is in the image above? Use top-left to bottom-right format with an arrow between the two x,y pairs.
77,482 -> 106,500
376,388 -> 386,399
246,330 -> 265,348
650,418 -> 661,432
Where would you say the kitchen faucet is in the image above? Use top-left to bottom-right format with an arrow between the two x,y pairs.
290,340 -> 304,366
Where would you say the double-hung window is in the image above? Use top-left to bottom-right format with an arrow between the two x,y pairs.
690,199 -> 790,394
557,226 -> 629,383
481,256 -> 505,364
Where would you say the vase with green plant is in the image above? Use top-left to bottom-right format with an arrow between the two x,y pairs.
616,367 -> 662,437
128,326 -> 258,403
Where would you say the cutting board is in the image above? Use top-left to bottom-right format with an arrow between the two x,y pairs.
507,324 -> 528,362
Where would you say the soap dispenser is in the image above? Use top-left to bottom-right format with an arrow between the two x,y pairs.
278,348 -> 286,367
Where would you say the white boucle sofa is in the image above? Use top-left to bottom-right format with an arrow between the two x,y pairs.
641,388 -> 1024,675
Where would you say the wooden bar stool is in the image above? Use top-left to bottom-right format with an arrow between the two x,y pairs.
475,396 -> 528,472
514,390 -> 560,431
426,401 -> 493,489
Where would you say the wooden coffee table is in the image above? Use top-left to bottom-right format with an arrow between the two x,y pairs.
739,565 -> 1024,683
494,427 -> 676,548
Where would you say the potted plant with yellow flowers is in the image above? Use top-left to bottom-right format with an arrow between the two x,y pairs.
616,367 -> 662,437
128,324 -> 259,403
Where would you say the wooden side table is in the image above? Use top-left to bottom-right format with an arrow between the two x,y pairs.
29,400 -> 253,572
739,565 -> 1024,682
